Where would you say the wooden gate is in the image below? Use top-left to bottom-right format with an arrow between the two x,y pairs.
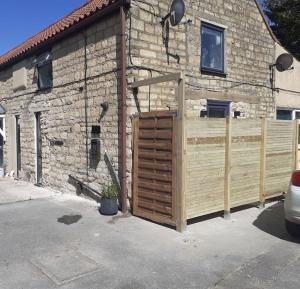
133,111 -> 177,226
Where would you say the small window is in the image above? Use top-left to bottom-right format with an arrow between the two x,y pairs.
36,52 -> 53,90
207,100 -> 230,118
276,110 -> 292,120
201,22 -> 225,74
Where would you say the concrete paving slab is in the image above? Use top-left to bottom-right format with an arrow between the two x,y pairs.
31,249 -> 101,285
0,260 -> 53,289
0,178 -> 56,204
0,180 -> 299,289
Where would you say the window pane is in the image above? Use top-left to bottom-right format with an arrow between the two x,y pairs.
295,112 -> 300,120
207,100 -> 230,118
201,24 -> 224,71
276,110 -> 292,120
208,107 -> 226,118
38,62 -> 53,89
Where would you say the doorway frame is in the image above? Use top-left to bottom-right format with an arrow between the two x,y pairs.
0,115 -> 5,169
35,112 -> 42,185
15,115 -> 21,178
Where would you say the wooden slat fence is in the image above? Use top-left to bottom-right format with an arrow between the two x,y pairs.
133,111 -> 177,226
185,117 -> 297,220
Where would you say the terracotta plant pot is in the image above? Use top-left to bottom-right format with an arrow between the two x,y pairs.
99,198 -> 118,215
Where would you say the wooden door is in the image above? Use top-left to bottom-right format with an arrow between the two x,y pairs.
133,111 -> 177,226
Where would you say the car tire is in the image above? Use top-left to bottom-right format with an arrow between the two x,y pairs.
285,219 -> 300,237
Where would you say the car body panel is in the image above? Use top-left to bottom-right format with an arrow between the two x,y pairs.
284,183 -> 300,225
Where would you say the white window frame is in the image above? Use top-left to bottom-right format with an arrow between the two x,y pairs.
292,110 -> 300,149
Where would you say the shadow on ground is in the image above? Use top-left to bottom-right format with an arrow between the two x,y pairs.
253,201 -> 300,244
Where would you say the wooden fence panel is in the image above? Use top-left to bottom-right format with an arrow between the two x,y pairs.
186,118 -> 226,219
265,120 -> 294,198
231,119 -> 261,207
133,111 -> 177,226
184,117 -> 295,220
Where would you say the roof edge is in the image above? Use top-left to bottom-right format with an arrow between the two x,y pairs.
253,0 -> 279,44
0,0 -> 130,70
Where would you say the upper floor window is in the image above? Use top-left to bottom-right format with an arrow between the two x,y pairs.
201,22 -> 225,75
35,52 -> 53,90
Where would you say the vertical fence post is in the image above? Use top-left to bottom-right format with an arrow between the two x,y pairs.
259,118 -> 267,208
176,73 -> 187,232
293,119 -> 299,171
132,116 -> 139,216
224,116 -> 232,220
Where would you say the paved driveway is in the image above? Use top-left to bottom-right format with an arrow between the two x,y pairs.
0,178 -> 299,289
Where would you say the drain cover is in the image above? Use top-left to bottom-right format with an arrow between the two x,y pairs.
31,250 -> 100,285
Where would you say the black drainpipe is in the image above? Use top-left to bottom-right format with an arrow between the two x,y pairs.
120,2 -> 129,213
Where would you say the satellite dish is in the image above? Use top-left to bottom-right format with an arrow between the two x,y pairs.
275,53 -> 294,72
160,0 -> 185,26
170,0 -> 185,26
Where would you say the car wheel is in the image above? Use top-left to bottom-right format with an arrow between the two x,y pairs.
285,219 -> 300,237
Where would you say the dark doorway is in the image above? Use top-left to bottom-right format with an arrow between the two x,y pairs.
35,112 -> 42,185
15,115 -> 21,178
0,117 -> 4,168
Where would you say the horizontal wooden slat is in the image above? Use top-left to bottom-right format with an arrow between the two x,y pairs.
139,118 -> 173,129
138,200 -> 172,215
139,129 -> 172,139
133,209 -> 176,226
138,160 -> 172,171
138,140 -> 172,150
138,189 -> 172,203
139,150 -> 172,161
139,181 -> 172,193
139,170 -> 172,182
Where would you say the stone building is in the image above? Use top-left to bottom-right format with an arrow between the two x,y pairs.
0,0 -> 278,211
275,43 -> 300,120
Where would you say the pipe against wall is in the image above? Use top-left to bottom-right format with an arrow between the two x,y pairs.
120,4 -> 128,213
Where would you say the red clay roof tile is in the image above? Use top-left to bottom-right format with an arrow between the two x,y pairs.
0,0 -> 117,67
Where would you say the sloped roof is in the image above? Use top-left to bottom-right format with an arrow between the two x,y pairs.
0,0 -> 277,69
0,0 -> 120,67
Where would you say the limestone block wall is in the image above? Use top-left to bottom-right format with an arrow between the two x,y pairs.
125,0 -> 276,198
127,0 -> 275,117
0,13 -> 121,195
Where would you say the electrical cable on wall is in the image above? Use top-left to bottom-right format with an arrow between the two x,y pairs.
128,2 -> 300,97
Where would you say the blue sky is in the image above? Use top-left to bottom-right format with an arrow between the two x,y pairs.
0,0 -> 86,55
0,0 -> 267,56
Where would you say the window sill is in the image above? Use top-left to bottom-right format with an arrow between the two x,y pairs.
201,68 -> 227,78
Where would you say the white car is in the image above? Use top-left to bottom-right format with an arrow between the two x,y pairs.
285,170 -> 300,237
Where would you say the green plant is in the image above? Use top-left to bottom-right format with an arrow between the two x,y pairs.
101,183 -> 118,199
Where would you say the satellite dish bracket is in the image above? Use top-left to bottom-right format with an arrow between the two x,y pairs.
160,12 -> 171,26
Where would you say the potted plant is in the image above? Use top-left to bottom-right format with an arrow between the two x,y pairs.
99,182 -> 119,215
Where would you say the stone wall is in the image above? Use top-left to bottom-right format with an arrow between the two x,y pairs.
125,0 -> 276,197
0,1 -> 277,204
0,13 -> 121,195
127,0 -> 275,116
